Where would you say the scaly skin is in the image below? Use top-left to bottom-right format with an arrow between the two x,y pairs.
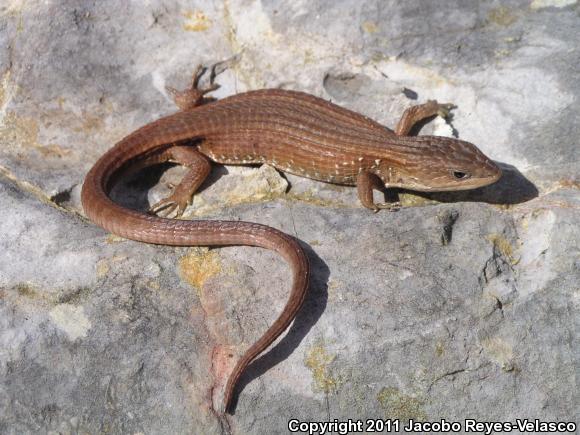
81,66 -> 501,414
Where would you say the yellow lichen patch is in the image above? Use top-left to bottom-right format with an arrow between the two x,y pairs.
0,71 -> 9,108
304,343 -> 340,394
11,282 -> 56,306
361,21 -> 379,34
56,96 -> 66,110
435,341 -> 445,357
146,280 -> 160,291
327,280 -> 341,291
37,144 -> 70,158
494,48 -> 512,58
182,9 -> 212,32
96,259 -> 109,278
286,189 -> 348,209
481,336 -> 514,371
0,111 -> 39,149
0,110 -> 68,158
326,279 -> 343,301
558,178 -> 580,190
75,111 -> 105,133
303,49 -> 315,65
487,6 -> 517,26
399,193 -> 436,207
105,234 -> 126,243
487,233 -> 520,265
179,248 -> 221,291
286,190 -> 330,207
222,0 -> 238,49
0,0 -> 26,18
0,2 -> 26,32
15,282 -> 38,299
377,387 -> 426,421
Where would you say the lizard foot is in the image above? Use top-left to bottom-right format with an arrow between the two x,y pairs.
149,192 -> 191,218
373,201 -> 401,213
166,64 -> 221,110
426,100 -> 457,119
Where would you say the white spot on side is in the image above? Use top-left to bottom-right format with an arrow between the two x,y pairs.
358,157 -> 364,161
375,159 -> 381,165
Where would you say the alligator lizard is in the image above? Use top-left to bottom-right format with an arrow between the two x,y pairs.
81,66 -> 501,414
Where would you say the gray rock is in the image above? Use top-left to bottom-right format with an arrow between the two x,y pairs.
0,1 -> 578,434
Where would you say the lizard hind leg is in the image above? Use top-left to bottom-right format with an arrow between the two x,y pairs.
149,146 -> 212,218
166,64 -> 221,111
395,100 -> 456,136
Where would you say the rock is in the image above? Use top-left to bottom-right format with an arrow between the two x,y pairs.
0,1 -> 578,433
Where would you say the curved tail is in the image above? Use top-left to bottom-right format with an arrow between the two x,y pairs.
81,142 -> 310,413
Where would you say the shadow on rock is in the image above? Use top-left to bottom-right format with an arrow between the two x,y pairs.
412,161 -> 538,206
110,161 -> 227,212
229,243 -> 330,414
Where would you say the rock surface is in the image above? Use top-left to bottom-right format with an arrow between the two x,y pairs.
0,1 -> 578,434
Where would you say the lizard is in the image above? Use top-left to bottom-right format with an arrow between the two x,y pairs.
81,65 -> 501,414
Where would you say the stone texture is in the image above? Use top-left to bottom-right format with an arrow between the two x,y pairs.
0,1 -> 578,434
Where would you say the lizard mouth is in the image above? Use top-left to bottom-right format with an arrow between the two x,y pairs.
394,169 -> 502,192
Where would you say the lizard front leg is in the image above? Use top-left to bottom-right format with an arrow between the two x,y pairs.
356,170 -> 400,212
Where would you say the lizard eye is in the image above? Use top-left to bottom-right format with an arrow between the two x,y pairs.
451,170 -> 470,180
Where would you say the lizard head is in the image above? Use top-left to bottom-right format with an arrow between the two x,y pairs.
374,135 -> 502,191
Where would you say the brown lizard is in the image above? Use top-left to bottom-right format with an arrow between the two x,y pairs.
81,65 -> 501,414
